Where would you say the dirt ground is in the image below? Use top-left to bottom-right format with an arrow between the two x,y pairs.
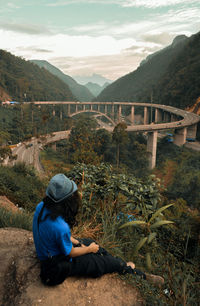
0,228 -> 144,306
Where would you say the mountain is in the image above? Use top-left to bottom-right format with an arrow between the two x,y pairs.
73,73 -> 112,87
0,50 -> 75,102
30,60 -> 94,102
96,33 -> 200,109
85,82 -> 102,97
85,82 -> 110,97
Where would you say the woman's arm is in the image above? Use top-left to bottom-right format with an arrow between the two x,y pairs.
69,242 -> 99,258
71,236 -> 80,245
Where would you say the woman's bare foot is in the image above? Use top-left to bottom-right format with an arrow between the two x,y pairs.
126,262 -> 135,269
146,273 -> 164,287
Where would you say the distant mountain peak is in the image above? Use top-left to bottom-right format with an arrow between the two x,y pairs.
172,35 -> 188,46
72,74 -> 112,87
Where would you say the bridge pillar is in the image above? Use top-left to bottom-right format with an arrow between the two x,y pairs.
90,104 -> 92,110
67,104 -> 70,115
171,114 -> 176,122
52,105 -> 55,117
163,112 -> 170,122
144,107 -> 148,125
112,104 -> 115,119
60,111 -> 63,120
131,106 -> 135,124
155,109 -> 162,123
187,124 -> 197,139
98,104 -> 100,112
75,104 -> 78,112
83,104 -> 86,111
174,127 -> 187,146
147,131 -> 158,169
51,143 -> 57,151
105,104 -> 107,114
118,105 -> 122,121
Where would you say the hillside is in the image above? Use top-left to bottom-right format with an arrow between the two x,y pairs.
0,50 -> 75,102
96,32 -> 200,110
31,60 -> 94,102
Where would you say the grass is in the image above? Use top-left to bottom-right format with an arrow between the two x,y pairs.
0,206 -> 33,231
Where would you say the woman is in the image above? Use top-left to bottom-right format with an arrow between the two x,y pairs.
33,173 -> 164,286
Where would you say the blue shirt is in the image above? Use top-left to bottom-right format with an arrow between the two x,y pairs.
32,202 -> 72,261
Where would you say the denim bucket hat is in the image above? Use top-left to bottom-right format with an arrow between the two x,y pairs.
46,174 -> 78,203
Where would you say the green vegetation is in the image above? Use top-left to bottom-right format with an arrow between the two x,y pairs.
0,163 -> 45,212
0,159 -> 199,305
41,116 -> 149,177
156,140 -> 200,208
0,50 -> 75,101
0,104 -> 73,145
0,206 -> 32,231
31,60 -> 94,102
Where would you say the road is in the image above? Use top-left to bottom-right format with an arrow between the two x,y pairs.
9,131 -> 70,173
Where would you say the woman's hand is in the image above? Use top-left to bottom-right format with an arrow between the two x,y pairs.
69,241 -> 99,257
88,242 -> 99,253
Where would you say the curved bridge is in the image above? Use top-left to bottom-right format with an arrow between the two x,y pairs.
69,109 -> 115,125
33,101 -> 200,169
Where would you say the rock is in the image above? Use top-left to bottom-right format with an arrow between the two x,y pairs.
0,196 -> 19,213
0,228 -> 143,306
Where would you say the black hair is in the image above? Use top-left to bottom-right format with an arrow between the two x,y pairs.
38,190 -> 81,228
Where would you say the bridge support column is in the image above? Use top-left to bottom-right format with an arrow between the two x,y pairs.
147,131 -> 158,169
67,104 -> 70,115
174,127 -> 187,146
105,105 -> 107,114
112,104 -> 115,119
60,111 -> 63,120
83,105 -> 86,111
51,143 -> 57,151
171,114 -> 176,122
52,106 -> 55,117
75,104 -> 78,112
118,105 -> 121,121
144,107 -> 148,125
131,106 -> 135,124
187,124 -> 197,139
98,104 -> 100,112
155,109 -> 162,123
163,112 -> 170,122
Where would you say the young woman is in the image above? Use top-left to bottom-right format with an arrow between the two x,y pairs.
33,173 -> 164,286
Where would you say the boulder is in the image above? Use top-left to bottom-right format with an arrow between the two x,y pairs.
0,228 -> 143,306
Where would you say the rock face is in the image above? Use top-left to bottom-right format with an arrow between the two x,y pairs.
0,228 -> 143,306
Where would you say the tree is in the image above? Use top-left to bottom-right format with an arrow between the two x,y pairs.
112,122 -> 128,169
68,116 -> 100,164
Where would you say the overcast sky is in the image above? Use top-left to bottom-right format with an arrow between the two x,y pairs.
0,0 -> 199,80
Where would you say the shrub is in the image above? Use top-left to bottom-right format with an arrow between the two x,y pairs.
0,206 -> 32,231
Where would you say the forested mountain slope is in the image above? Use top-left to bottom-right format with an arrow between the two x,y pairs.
0,50 -> 75,102
96,32 -> 200,110
31,60 -> 94,102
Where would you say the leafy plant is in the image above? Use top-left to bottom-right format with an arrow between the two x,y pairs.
120,204 -> 174,270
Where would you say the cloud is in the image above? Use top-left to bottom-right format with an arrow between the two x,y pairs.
121,0 -> 199,8
46,0 -> 199,8
49,46 -> 150,81
0,22 -> 52,35
142,32 -> 176,45
16,46 -> 52,53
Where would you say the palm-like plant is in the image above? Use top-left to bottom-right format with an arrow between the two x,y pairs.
119,204 -> 174,270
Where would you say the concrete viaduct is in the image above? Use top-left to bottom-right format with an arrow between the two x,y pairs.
33,101 -> 200,169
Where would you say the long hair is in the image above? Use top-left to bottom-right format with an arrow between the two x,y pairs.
38,190 -> 81,228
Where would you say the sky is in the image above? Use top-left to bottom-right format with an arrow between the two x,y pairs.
0,0 -> 199,81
